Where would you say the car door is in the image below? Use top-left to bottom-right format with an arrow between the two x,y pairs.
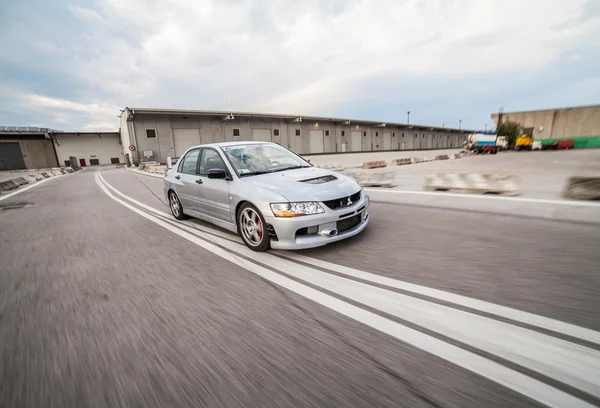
174,148 -> 202,211
196,148 -> 232,222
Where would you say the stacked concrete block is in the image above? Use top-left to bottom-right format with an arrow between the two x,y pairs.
564,177 -> 600,200
391,158 -> 413,166
424,173 -> 520,196
361,160 -> 387,169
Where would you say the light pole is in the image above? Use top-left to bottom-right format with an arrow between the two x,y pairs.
407,111 -> 411,125
459,119 -> 462,130
484,123 -> 488,132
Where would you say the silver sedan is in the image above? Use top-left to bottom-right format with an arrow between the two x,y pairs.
164,141 -> 369,251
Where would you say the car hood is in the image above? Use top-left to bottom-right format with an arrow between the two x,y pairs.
241,167 -> 361,202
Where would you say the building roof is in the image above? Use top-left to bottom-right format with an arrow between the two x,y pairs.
491,103 -> 600,116
0,129 -> 119,137
124,107 -> 471,133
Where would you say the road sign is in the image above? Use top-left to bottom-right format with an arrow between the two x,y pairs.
129,145 -> 136,151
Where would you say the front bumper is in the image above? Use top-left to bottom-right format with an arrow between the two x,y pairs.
266,194 -> 370,250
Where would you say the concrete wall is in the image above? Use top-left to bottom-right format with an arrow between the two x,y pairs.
54,133 -> 123,166
492,105 -> 600,140
120,112 -> 132,162
127,113 -> 467,164
0,139 -> 57,169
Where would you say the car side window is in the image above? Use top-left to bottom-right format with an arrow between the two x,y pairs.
179,149 -> 201,174
198,149 -> 227,176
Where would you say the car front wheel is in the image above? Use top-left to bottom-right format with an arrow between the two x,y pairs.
238,203 -> 270,252
169,191 -> 188,220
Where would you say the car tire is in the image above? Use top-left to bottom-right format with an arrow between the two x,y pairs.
238,202 -> 270,252
169,191 -> 188,220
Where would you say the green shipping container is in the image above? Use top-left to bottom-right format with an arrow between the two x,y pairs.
536,136 -> 600,149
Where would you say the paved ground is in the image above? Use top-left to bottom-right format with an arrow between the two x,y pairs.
1,168 -> 600,408
306,149 -> 600,200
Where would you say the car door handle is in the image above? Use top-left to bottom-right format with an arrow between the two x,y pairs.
175,175 -> 180,180
195,179 -> 203,185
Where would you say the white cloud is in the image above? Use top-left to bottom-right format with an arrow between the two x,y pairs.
68,4 -> 105,23
14,93 -> 120,131
2,0 -> 600,130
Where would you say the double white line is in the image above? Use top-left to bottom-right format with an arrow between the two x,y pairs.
95,173 -> 600,408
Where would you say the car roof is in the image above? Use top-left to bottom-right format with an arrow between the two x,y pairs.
190,141 -> 271,149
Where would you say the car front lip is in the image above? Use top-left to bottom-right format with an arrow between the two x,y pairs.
265,195 -> 369,250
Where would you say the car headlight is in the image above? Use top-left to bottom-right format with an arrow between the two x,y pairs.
270,202 -> 325,217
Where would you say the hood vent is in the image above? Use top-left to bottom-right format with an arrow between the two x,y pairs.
299,175 -> 338,184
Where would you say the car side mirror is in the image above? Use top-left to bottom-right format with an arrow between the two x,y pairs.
207,168 -> 227,179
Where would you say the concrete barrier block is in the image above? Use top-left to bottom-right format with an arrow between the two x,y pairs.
51,171 -> 62,176
318,164 -> 345,171
362,160 -> 387,169
424,173 -> 519,196
41,172 -> 51,178
391,158 -> 414,166
435,154 -> 449,160
29,174 -> 44,181
65,168 -> 74,173
564,177 -> 600,200
14,177 -> 29,186
0,179 -> 19,192
146,165 -> 167,175
348,171 -> 396,188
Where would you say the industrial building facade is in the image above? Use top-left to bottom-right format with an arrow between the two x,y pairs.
0,128 -> 123,170
0,132 -> 58,170
491,104 -> 600,148
120,108 -> 469,164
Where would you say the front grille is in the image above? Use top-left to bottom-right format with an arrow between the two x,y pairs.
337,214 -> 361,233
323,190 -> 361,210
339,205 -> 366,219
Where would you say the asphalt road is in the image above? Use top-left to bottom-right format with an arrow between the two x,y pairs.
1,168 -> 599,408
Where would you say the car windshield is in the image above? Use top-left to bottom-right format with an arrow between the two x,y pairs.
221,144 -> 311,176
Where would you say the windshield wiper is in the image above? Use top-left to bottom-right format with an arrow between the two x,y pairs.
272,165 -> 310,173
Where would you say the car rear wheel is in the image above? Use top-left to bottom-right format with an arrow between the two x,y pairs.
238,203 -> 270,252
169,191 -> 188,220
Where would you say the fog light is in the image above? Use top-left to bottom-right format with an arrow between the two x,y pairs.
307,225 -> 319,234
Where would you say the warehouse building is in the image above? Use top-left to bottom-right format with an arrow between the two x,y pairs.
120,108 -> 469,164
0,128 -> 59,170
0,127 -> 122,170
491,104 -> 600,148
54,131 -> 123,167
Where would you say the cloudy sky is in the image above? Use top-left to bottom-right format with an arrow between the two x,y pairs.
1,0 -> 599,132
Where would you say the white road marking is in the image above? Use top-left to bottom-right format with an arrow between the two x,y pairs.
245,253 -> 600,398
95,173 -> 597,408
0,174 -> 64,202
365,188 -> 600,207
277,252 -> 600,346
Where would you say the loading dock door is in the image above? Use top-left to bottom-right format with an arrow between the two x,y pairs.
252,128 -> 271,142
309,130 -> 324,153
0,143 -> 26,170
351,131 -> 362,152
383,132 -> 391,150
173,129 -> 201,157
